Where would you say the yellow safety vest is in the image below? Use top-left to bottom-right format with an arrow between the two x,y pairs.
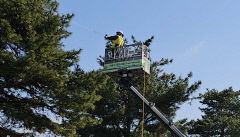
112,36 -> 124,47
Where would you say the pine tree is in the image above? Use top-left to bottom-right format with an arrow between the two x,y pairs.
79,37 -> 201,137
188,87 -> 240,137
0,0 -> 101,136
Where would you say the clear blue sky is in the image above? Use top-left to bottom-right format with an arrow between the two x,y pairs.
57,0 -> 240,121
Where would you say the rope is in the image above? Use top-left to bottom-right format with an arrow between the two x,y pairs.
141,69 -> 146,137
71,21 -> 106,36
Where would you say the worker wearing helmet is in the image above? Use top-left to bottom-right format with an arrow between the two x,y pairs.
105,31 -> 124,47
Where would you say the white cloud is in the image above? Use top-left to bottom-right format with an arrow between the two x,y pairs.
187,41 -> 207,56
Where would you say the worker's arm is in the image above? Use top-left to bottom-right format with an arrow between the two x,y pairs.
105,35 -> 118,40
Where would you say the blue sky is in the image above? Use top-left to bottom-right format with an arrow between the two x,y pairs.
57,0 -> 240,121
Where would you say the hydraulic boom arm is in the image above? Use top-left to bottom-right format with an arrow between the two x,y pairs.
129,86 -> 187,137
116,77 -> 187,137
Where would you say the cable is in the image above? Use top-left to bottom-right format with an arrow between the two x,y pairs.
71,21 -> 106,36
141,68 -> 146,137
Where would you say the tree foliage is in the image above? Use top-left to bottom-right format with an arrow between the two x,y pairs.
0,0 -> 101,136
188,87 -> 240,137
79,37 -> 201,137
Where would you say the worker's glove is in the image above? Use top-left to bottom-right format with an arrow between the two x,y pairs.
104,34 -> 108,39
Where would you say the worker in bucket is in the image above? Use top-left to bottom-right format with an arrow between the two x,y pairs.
104,31 -> 125,59
104,31 -> 124,47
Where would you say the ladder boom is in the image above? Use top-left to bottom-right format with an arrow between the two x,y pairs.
129,86 -> 187,137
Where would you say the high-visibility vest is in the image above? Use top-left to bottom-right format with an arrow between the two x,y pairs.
112,36 -> 124,47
